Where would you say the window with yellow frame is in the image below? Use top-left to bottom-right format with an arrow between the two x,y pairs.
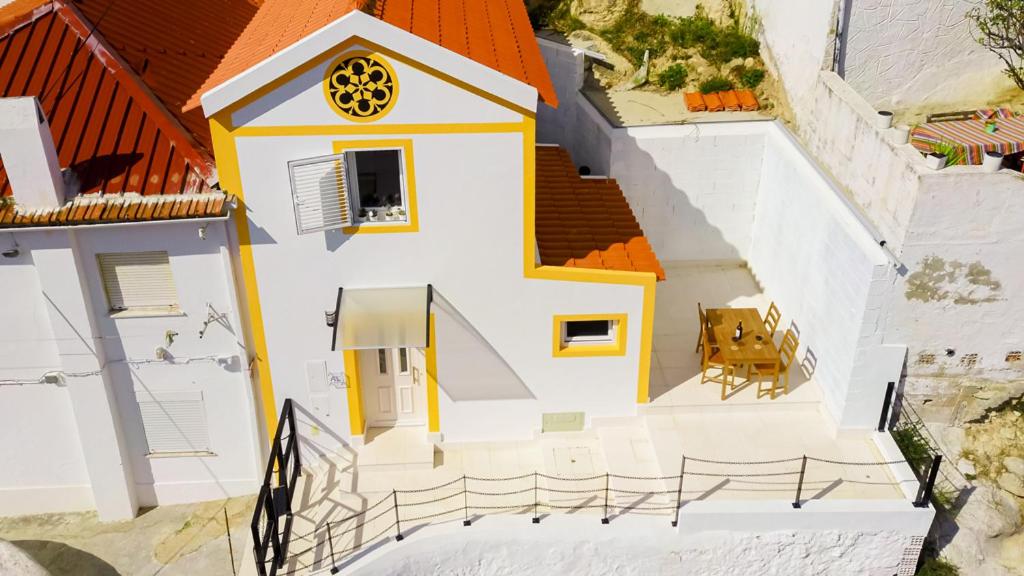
552,314 -> 628,357
333,139 -> 419,234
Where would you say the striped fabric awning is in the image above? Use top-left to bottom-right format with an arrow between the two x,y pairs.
911,116 -> 1024,165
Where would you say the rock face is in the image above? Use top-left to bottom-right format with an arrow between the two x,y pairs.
1000,532 -> 1024,573
567,30 -> 634,87
0,540 -> 50,576
570,0 -> 628,29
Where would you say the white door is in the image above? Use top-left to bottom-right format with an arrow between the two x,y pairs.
360,348 -> 426,427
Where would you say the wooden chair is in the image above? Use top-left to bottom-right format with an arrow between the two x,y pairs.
925,110 -> 974,123
762,302 -> 781,339
694,302 -> 717,354
700,329 -> 735,400
750,329 -> 799,399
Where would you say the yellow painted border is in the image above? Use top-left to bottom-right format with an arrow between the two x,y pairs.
233,122 -> 527,137
343,349 -> 365,436
552,313 -> 628,357
332,139 -> 418,234
209,112 -> 279,438
521,117 -> 657,404
425,314 -> 439,434
220,36 -> 534,131
322,51 -> 400,123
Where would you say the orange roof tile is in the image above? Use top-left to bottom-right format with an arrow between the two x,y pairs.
186,0 -> 557,111
0,192 -> 235,229
536,146 -> 664,281
684,90 -> 760,113
0,3 -> 215,198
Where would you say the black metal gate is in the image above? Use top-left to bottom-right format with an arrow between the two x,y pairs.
251,399 -> 301,576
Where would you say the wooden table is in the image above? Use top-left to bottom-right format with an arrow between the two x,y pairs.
705,307 -> 779,374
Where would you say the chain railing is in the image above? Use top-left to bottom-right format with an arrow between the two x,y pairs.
266,451 -> 913,575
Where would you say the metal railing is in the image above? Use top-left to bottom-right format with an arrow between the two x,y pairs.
252,399 -> 302,576
878,382 -> 970,511
270,453 -> 908,575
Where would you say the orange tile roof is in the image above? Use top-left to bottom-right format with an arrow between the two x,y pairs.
0,192 -> 234,228
536,146 -> 665,281
186,0 -> 557,111
0,2 -> 215,198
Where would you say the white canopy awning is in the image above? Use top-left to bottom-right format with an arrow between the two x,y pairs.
330,285 -> 432,350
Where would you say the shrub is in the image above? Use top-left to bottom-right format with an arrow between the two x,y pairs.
535,0 -> 586,33
669,6 -> 717,49
699,75 -> 734,93
702,28 -> 760,64
603,3 -> 674,66
916,557 -> 959,576
737,66 -> 766,88
657,64 -> 689,90
968,0 -> 1024,90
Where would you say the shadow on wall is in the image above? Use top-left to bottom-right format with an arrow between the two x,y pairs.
433,291 -> 534,402
11,540 -> 120,576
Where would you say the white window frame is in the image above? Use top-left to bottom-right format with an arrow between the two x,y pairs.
288,152 -> 354,235
97,251 -> 182,318
343,147 -> 410,225
561,319 -> 617,345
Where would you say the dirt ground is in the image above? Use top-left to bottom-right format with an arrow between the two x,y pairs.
0,496 -> 255,576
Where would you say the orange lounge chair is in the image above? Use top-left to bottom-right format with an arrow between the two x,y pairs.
721,90 -> 740,111
703,92 -> 724,112
737,90 -> 759,111
684,92 -> 706,112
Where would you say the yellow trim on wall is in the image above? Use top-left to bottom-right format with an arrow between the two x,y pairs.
332,139 -> 418,234
425,314 -> 439,433
219,36 -> 534,131
520,116 -> 657,403
343,349 -> 365,436
322,51 -> 400,123
232,121 -> 528,137
209,112 -> 279,439
552,313 -> 628,357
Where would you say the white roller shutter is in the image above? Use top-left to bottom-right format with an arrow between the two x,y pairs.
288,152 -> 353,234
97,251 -> 179,313
136,390 -> 210,454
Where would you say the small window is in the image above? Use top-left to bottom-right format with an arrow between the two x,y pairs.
137,390 -> 211,455
398,348 -> 409,374
97,251 -> 179,316
345,149 -> 408,223
377,349 -> 388,374
553,314 -> 627,357
564,320 -> 615,343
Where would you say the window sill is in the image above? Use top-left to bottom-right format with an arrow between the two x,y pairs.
343,220 -> 418,234
553,342 -> 627,358
109,308 -> 185,319
146,450 -> 216,459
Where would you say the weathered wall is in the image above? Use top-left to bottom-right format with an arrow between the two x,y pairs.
751,0 -> 837,111
842,0 -> 1005,109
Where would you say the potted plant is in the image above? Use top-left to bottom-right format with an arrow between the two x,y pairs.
358,208 -> 368,221
876,110 -> 894,129
926,140 -> 962,170
395,207 -> 407,220
367,209 -> 378,222
983,150 -> 1004,172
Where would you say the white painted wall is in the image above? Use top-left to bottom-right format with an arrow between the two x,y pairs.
748,126 -> 896,428
0,222 -> 261,516
332,511 -> 928,576
231,40 -> 647,447
842,0 -> 1005,109
751,0 -> 837,111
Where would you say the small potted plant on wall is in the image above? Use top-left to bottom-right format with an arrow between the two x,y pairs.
926,140 -> 961,170
359,208 -> 368,221
876,110 -> 894,129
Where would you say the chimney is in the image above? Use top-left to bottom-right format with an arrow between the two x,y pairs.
0,96 -> 65,207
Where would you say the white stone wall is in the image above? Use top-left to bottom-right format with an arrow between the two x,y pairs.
0,222 -> 261,517
340,511 -> 928,576
751,0 -> 838,110
843,0 -> 1005,109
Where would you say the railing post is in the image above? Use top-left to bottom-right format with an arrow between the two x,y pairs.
792,455 -> 808,509
671,455 -> 686,527
878,381 -> 896,432
392,489 -> 404,541
462,475 -> 471,526
532,472 -> 540,524
288,399 -> 301,473
914,455 -> 942,508
327,521 -> 339,574
601,472 -> 610,524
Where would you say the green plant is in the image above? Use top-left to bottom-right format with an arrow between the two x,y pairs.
915,556 -> 959,576
929,140 -> 967,165
702,28 -> 761,64
891,426 -> 933,471
668,6 -> 717,49
602,2 -> 674,66
657,63 -> 689,90
735,66 -> 766,88
699,75 -> 734,93
968,0 -> 1024,90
